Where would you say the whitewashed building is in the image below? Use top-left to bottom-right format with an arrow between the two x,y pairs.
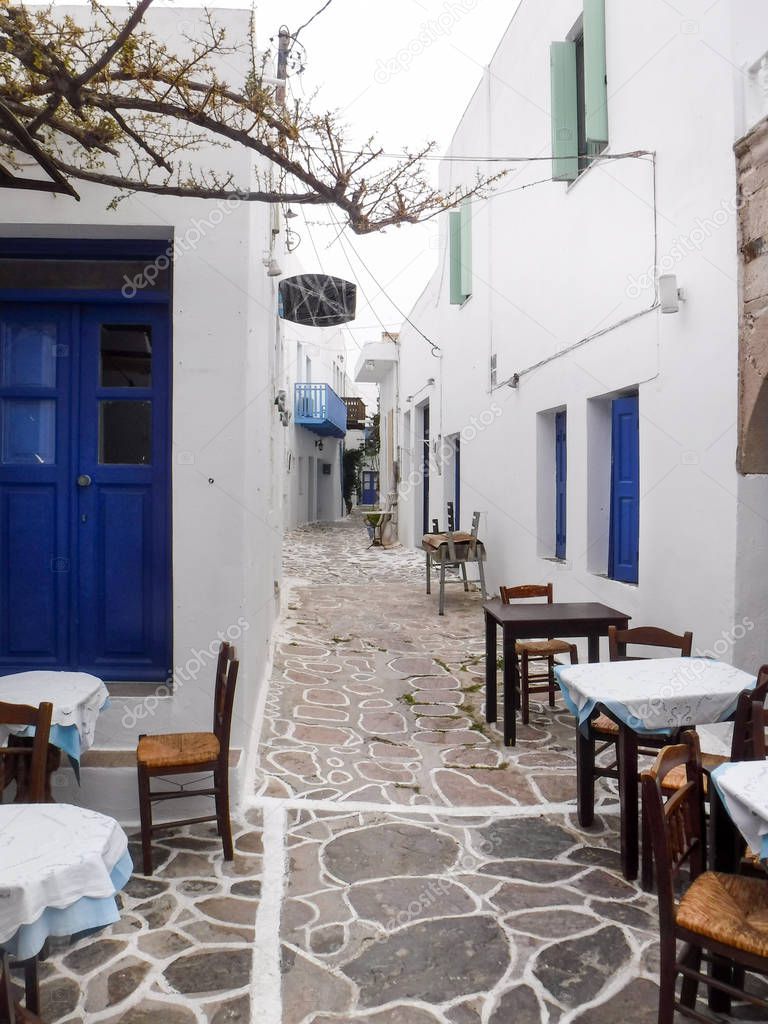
381,0 -> 768,667
0,6 -> 355,819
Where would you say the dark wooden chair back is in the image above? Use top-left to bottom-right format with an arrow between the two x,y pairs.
0,701 -> 53,803
499,582 -> 553,605
470,510 -> 481,539
642,731 -> 706,934
750,700 -> 767,760
212,643 -> 239,762
730,666 -> 768,761
608,625 -> 693,661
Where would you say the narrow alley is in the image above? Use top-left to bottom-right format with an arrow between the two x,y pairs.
260,518 -> 662,1024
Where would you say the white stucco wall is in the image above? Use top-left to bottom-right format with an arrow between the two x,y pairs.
1,6 -> 285,820
395,0 -> 768,666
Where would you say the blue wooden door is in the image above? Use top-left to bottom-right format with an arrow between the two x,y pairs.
555,411 -> 567,560
0,301 -> 171,679
0,305 -> 72,667
361,471 -> 379,504
454,436 -> 461,531
609,394 -> 639,583
422,403 -> 430,534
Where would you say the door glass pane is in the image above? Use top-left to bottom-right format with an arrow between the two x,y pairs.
100,325 -> 152,387
1,399 -> 55,463
1,323 -> 57,386
99,401 -> 151,464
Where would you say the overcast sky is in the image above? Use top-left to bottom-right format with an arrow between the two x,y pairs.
253,0 -> 521,354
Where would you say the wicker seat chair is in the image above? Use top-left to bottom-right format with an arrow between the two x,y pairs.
642,731 -> 768,1022
498,583 -> 578,725
0,701 -> 53,1023
137,642 -> 239,875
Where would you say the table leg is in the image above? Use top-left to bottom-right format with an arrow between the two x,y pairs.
502,628 -> 517,746
710,783 -> 743,874
438,560 -> 446,616
587,632 -> 600,663
576,726 -> 596,828
485,614 -> 497,724
618,723 -> 639,881
425,553 -> 431,595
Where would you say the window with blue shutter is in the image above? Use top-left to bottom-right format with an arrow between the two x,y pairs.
449,201 -> 472,305
609,394 -> 639,583
555,411 -> 567,559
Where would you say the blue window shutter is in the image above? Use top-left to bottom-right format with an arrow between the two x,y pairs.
550,41 -> 578,182
449,211 -> 463,305
460,200 -> 472,298
583,0 -> 608,151
555,411 -> 567,559
609,395 -> 639,583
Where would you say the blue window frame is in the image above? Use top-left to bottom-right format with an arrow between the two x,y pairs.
555,411 -> 567,559
609,394 -> 639,583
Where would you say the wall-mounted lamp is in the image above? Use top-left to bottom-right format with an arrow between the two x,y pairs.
265,256 -> 283,277
284,207 -> 298,219
427,377 -> 435,386
658,274 -> 685,314
405,395 -> 413,403
315,439 -> 324,452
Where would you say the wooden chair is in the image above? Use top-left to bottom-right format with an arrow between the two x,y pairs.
0,702 -> 52,1023
498,583 -> 578,725
0,700 -> 53,804
136,642 -> 239,875
661,667 -> 768,795
642,731 -> 768,1023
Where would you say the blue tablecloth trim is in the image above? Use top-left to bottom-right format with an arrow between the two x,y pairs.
0,848 -> 132,961
554,667 -> 753,736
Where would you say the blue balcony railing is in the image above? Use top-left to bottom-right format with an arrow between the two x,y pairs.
294,383 -> 347,438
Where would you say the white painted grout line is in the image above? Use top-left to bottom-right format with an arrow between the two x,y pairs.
245,793 -> 621,820
250,803 -> 286,1024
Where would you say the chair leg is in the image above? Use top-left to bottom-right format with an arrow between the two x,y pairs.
137,763 -> 154,876
0,953 -> 15,1024
576,727 -> 596,828
658,937 -> 679,1024
520,653 -> 530,725
438,560 -> 446,616
215,765 -> 234,861
23,958 -> 39,1016
460,562 -> 469,592
641,790 -> 654,892
679,944 -> 701,1011
477,556 -> 486,599
547,655 -> 556,707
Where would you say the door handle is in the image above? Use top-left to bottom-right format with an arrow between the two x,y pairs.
76,474 -> 92,487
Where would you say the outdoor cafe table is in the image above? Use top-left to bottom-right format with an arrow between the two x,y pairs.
483,600 -> 630,746
0,672 -> 109,797
710,760 -> 768,871
556,657 -> 757,882
0,803 -> 131,1022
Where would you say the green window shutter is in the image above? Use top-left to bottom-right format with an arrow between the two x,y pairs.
459,200 -> 472,299
449,210 -> 463,305
550,41 -> 578,182
583,0 -> 608,151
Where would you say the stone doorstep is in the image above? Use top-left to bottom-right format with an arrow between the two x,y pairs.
80,748 -> 242,768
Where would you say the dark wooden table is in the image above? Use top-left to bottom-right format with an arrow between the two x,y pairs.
483,600 -> 630,746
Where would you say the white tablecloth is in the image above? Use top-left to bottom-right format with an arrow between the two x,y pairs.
0,804 -> 129,958
0,671 -> 109,759
555,658 -> 756,734
711,760 -> 768,862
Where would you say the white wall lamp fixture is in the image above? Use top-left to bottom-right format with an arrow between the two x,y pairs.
427,377 -> 436,386
658,274 -> 685,314
265,256 -> 283,277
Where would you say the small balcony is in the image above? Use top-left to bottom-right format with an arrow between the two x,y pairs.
294,383 -> 347,438
343,396 -> 366,430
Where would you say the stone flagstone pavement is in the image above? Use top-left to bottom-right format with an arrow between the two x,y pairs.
33,516 -> 764,1023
